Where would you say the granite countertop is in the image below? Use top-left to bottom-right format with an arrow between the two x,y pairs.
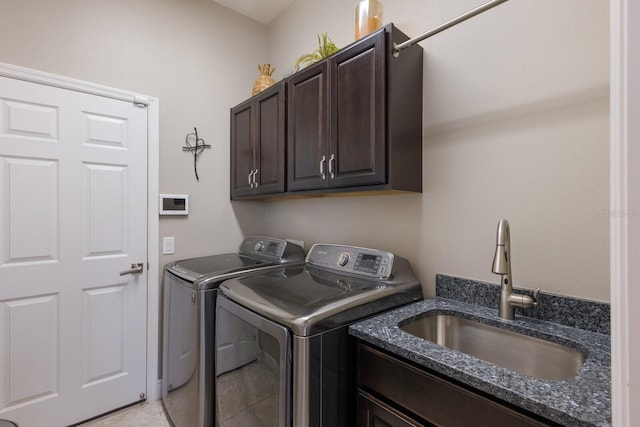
349,297 -> 611,426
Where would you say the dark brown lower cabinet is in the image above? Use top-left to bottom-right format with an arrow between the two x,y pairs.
358,391 -> 428,427
357,343 -> 555,427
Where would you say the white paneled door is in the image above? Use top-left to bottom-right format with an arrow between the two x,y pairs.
0,75 -> 148,426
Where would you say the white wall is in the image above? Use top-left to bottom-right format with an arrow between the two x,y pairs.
0,0 -> 269,270
265,0 -> 610,301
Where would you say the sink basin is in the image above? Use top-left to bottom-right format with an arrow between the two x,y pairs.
400,312 -> 585,380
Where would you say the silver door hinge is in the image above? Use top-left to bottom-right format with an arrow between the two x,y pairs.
134,95 -> 149,107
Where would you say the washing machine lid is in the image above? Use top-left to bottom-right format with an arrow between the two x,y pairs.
165,236 -> 306,287
167,253 -> 268,282
219,244 -> 423,336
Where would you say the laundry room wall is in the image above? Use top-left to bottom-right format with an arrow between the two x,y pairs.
0,0 -> 610,303
1,0 -> 279,393
0,0 -> 269,269
264,0 -> 610,301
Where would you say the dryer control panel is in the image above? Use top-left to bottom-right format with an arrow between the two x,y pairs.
306,244 -> 394,280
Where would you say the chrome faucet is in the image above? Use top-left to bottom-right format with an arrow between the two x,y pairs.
491,219 -> 540,320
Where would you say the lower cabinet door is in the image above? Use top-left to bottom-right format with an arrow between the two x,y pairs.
358,344 -> 553,427
358,391 -> 428,427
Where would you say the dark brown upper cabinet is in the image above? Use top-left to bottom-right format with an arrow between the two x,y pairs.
230,23 -> 423,200
288,32 -> 386,191
287,60 -> 329,191
230,81 -> 285,199
330,31 -> 385,189
287,24 -> 423,196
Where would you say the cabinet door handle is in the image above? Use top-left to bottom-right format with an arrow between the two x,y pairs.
320,155 -> 327,180
253,169 -> 259,188
329,154 -> 336,179
248,170 -> 254,188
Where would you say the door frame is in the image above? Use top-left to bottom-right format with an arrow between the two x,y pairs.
0,61 -> 161,401
610,1 -> 639,425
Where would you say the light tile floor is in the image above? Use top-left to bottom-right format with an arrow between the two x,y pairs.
79,400 -> 171,427
81,356 -> 277,426
216,359 -> 278,427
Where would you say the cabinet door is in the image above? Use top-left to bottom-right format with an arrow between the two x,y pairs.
287,61 -> 329,191
330,30 -> 385,188
358,392 -> 426,427
358,344 -> 552,427
230,99 -> 254,198
255,82 -> 285,195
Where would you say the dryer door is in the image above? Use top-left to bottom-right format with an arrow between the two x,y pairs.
215,296 -> 291,427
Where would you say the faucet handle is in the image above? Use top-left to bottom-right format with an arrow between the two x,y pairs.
532,288 -> 541,307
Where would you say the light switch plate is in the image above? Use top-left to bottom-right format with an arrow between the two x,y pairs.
163,237 -> 175,255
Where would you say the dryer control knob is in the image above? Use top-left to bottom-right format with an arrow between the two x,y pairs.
254,241 -> 264,252
337,252 -> 350,267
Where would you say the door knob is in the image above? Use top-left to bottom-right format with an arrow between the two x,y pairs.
120,263 -> 144,276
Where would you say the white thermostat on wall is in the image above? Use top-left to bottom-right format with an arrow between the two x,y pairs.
159,194 -> 189,215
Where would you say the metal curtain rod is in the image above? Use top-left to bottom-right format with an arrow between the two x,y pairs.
393,0 -> 510,57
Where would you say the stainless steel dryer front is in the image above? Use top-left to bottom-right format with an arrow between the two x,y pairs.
215,244 -> 423,427
161,236 -> 305,427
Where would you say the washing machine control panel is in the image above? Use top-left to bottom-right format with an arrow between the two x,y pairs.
240,236 -> 288,259
306,244 -> 394,279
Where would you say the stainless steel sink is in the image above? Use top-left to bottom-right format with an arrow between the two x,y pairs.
400,312 -> 585,381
